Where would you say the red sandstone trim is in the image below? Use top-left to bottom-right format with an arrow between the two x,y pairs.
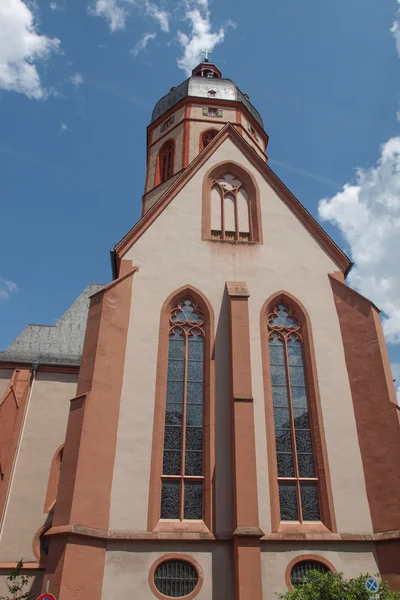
115,124 -> 350,274
330,276 -> 400,534
44,263 -> 136,599
43,523 -> 400,542
226,281 -> 263,600
285,554 -> 336,591
44,444 -> 64,513
0,562 -> 42,569
260,291 -> 336,533
148,96 -> 268,147
0,368 -> 32,525
148,554 -> 203,600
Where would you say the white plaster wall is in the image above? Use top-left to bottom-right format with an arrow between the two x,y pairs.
151,106 -> 186,145
261,542 -> 379,598
110,137 -> 372,535
0,372 -> 77,561
0,569 -> 43,598
101,542 -> 233,600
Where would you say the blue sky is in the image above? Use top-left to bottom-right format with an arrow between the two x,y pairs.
1,0 -> 400,394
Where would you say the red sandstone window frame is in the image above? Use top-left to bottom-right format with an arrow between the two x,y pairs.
260,291 -> 336,534
200,128 -> 219,151
147,285 -> 215,533
155,138 -> 176,187
285,555 -> 336,591
148,554 -> 203,600
201,160 -> 263,244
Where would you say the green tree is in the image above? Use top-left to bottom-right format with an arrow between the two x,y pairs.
278,571 -> 400,600
0,560 -> 31,600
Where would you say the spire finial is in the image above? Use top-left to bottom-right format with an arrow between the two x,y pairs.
201,49 -> 211,62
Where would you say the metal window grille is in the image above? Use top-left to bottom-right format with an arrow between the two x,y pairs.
290,560 -> 329,587
154,559 -> 198,597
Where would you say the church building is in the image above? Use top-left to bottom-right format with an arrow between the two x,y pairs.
0,60 -> 399,600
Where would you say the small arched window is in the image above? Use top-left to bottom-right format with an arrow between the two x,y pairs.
211,172 -> 251,241
290,559 -> 331,587
158,140 -> 175,184
201,129 -> 218,149
268,303 -> 320,522
160,297 -> 205,521
203,162 -> 262,244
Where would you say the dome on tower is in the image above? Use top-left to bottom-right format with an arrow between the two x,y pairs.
151,60 -> 263,127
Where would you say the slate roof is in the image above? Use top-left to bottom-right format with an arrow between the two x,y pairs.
0,284 -> 104,367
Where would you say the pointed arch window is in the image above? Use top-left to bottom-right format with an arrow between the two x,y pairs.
268,303 -> 320,522
210,172 -> 251,241
201,129 -> 218,149
203,162 -> 262,244
159,139 -> 175,184
161,297 -> 205,521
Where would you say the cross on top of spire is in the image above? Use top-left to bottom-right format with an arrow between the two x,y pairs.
201,49 -> 212,62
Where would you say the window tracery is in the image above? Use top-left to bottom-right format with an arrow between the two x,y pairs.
161,297 -> 205,521
211,172 -> 251,241
268,303 -> 320,522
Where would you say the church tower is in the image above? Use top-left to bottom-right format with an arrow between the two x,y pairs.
0,60 -> 399,600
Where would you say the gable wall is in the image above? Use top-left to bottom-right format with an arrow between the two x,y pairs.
110,138 -> 372,536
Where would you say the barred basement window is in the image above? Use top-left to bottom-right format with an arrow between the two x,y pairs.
290,560 -> 330,587
160,298 -> 204,521
268,304 -> 320,522
154,559 -> 198,598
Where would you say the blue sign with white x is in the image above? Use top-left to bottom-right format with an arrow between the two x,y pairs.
365,577 -> 380,593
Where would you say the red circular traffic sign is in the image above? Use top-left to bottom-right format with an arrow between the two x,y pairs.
36,594 -> 57,600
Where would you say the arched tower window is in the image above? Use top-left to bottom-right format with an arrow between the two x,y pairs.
161,297 -> 205,521
158,139 -> 175,184
201,129 -> 218,150
261,294 -> 336,533
202,162 -> 262,244
267,303 -> 320,522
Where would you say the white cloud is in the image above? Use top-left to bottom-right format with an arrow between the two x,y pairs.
318,136 -> 400,344
70,72 -> 84,87
89,0 -> 127,32
89,0 -> 169,33
60,121 -> 68,132
177,1 -> 232,76
391,363 -> 400,404
391,14 -> 400,58
0,278 -> 18,300
131,32 -> 157,57
49,2 -> 58,10
144,0 -> 169,32
0,0 -> 60,99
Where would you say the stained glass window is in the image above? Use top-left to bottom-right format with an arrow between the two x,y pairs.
160,140 -> 174,183
210,173 -> 251,242
154,559 -> 198,597
268,303 -> 321,522
161,297 -> 204,521
290,560 -> 330,587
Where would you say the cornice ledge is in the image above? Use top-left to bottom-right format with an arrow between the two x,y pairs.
45,524 -> 230,541
261,530 -> 400,542
233,527 -> 264,538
